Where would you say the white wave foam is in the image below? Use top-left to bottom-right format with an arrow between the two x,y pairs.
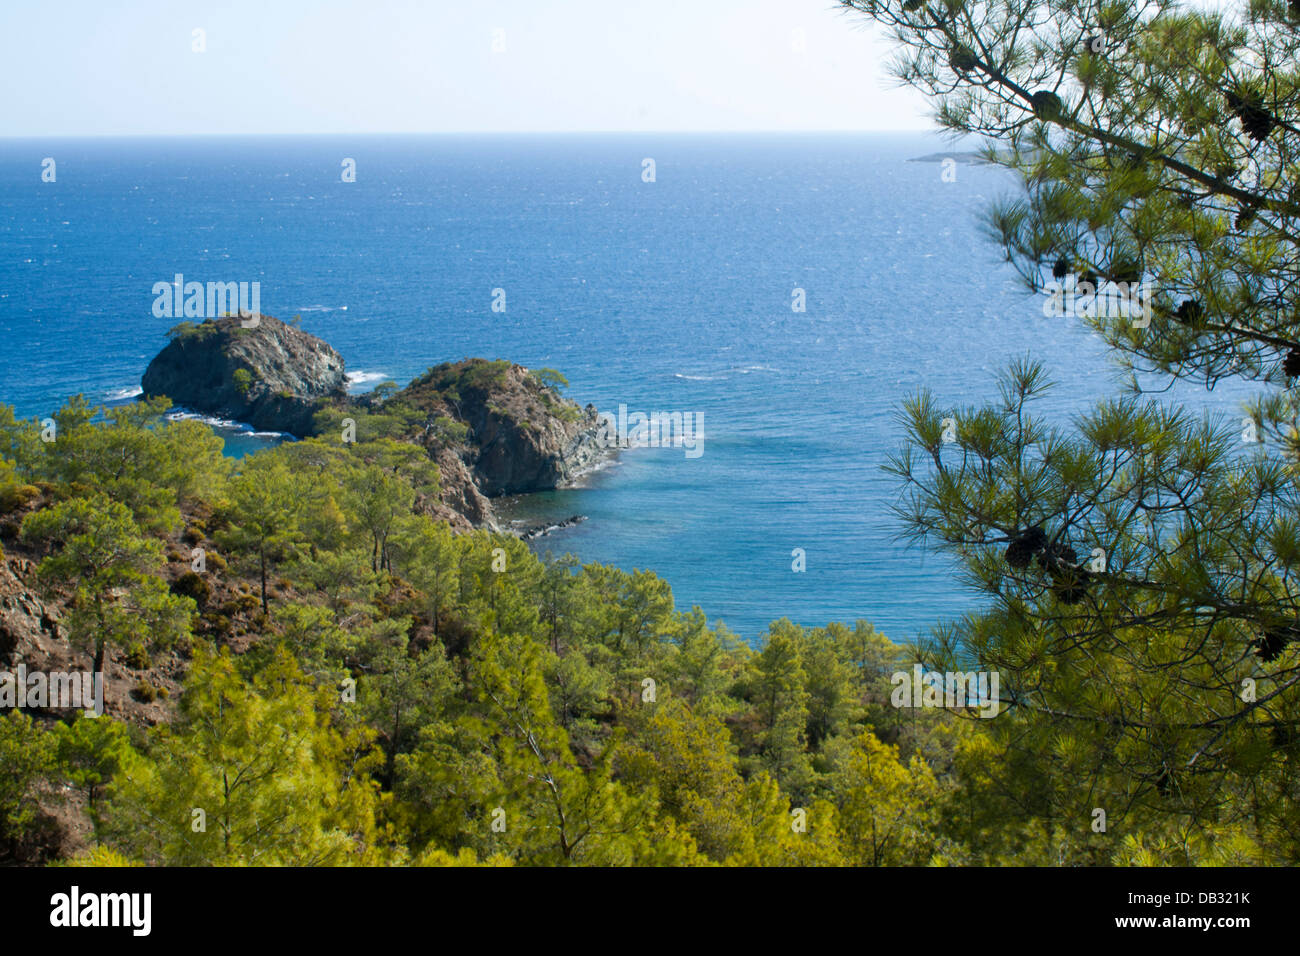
164,410 -> 285,439
346,371 -> 389,389
675,365 -> 778,383
105,386 -> 143,402
166,411 -> 238,428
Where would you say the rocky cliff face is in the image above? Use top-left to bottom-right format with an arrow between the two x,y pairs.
385,359 -> 612,527
399,360 -> 608,496
141,314 -> 347,437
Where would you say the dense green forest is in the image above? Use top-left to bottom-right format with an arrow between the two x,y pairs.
0,391 -> 1291,866
7,0 -> 1300,867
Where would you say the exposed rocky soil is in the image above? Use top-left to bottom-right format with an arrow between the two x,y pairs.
0,497 -> 269,862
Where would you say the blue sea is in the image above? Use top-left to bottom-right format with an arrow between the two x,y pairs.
0,133 -> 1263,645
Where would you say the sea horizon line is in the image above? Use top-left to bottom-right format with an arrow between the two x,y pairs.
0,128 -> 955,142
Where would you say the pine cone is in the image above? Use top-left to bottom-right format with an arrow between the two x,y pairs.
1038,543 -> 1089,603
948,45 -> 978,74
1037,542 -> 1078,569
1254,627 -> 1294,663
1174,299 -> 1203,326
1283,347 -> 1300,378
1226,89 -> 1276,143
1005,527 -> 1048,569
1052,258 -> 1070,279
1031,91 -> 1064,122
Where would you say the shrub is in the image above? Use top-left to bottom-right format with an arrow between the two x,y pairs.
533,368 -> 569,391
125,645 -> 152,670
222,594 -> 261,616
167,320 -> 219,342
431,416 -> 469,447
171,571 -> 212,609
0,483 -> 40,515
200,613 -> 232,637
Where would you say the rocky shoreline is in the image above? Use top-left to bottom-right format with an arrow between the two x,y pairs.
141,313 -> 615,534
515,514 -> 588,540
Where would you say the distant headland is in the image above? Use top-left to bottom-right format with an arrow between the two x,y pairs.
907,150 -> 996,165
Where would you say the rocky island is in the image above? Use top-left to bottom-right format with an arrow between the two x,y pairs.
141,314 -> 612,533
142,314 -> 348,436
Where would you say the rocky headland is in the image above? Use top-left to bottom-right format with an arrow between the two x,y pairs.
140,313 -> 613,533
907,150 -> 995,165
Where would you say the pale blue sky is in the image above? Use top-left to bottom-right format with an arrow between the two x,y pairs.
0,0 -> 931,135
